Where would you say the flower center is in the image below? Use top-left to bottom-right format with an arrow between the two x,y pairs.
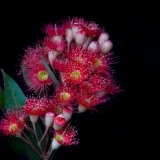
9,123 -> 18,132
37,70 -> 49,81
55,135 -> 63,142
60,92 -> 71,101
70,70 -> 81,80
94,59 -> 102,67
55,106 -> 62,114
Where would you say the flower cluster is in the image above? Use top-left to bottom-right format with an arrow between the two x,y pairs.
0,109 -> 27,136
0,17 -> 120,159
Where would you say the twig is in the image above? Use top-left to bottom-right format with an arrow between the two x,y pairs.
32,122 -> 43,152
39,127 -> 48,145
18,134 -> 41,157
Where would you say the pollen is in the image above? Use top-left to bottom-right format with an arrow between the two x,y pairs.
94,58 -> 102,67
60,92 -> 71,101
55,106 -> 63,114
55,135 -> 63,142
9,123 -> 18,132
70,70 -> 81,80
37,70 -> 49,81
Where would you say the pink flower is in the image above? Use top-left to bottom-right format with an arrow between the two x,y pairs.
54,125 -> 78,146
24,97 -> 50,116
0,109 -> 27,136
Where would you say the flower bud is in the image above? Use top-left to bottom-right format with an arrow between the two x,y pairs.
72,25 -> 79,38
52,35 -> 62,43
98,32 -> 109,46
53,114 -> 66,130
51,137 -> 61,151
63,107 -> 73,121
75,31 -> 86,45
88,41 -> 99,52
48,50 -> 58,65
45,112 -> 55,128
29,115 -> 38,123
100,40 -> 113,54
78,104 -> 87,113
66,29 -> 73,46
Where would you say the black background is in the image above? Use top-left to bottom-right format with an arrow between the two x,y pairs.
0,2 -> 159,160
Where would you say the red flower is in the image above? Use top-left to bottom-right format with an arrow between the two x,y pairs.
44,24 -> 65,37
0,109 -> 27,136
62,62 -> 90,84
49,99 -> 63,115
43,36 -> 67,52
55,85 -> 77,104
80,74 -> 108,94
105,78 -> 120,95
77,93 -> 106,109
55,125 -> 78,146
91,53 -> 113,74
83,21 -> 103,37
25,65 -> 52,93
22,47 -> 43,69
66,44 -> 93,67
24,97 -> 50,116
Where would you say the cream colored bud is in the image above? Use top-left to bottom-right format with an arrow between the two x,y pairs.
100,40 -> 113,54
98,32 -> 109,46
78,104 -> 87,113
75,31 -> 86,45
66,29 -> 73,45
88,41 -> 99,52
30,115 -> 38,123
51,138 -> 61,151
45,112 -> 55,128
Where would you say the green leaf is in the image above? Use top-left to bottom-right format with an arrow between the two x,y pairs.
0,87 -> 5,108
8,136 -> 26,156
41,55 -> 60,88
1,69 -> 26,109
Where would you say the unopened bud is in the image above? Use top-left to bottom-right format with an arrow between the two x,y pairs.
75,31 -> 86,45
53,114 -> 66,130
45,112 -> 55,128
98,32 -> 109,46
66,29 -> 73,46
48,51 -> 58,65
30,115 -> 38,123
88,41 -> 99,52
100,40 -> 113,54
52,35 -> 62,43
63,107 -> 73,121
78,104 -> 87,113
72,25 -> 79,38
51,137 -> 61,151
